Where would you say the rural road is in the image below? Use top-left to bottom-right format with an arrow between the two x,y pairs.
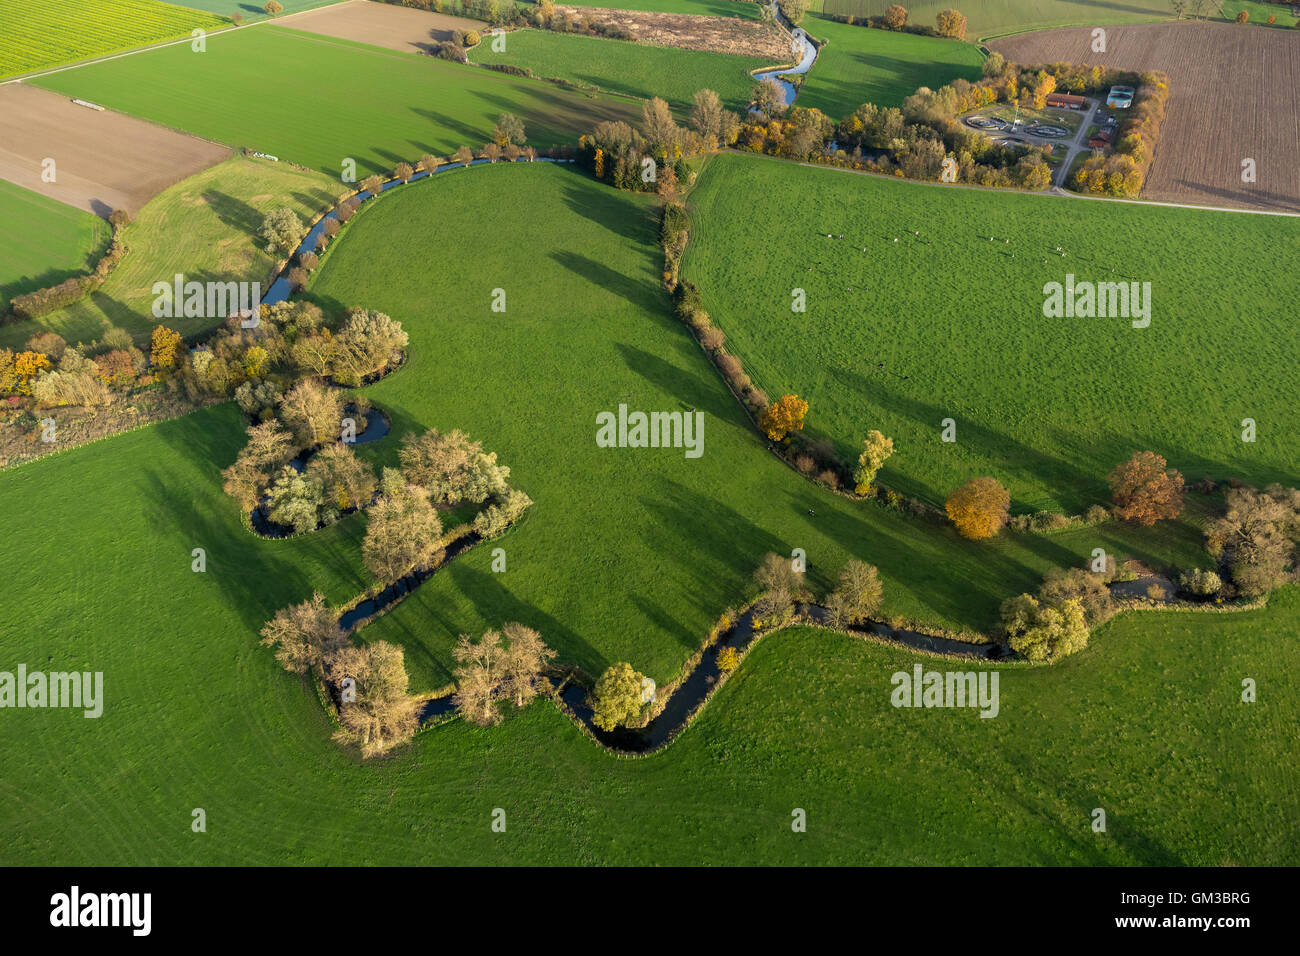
1051,98 -> 1100,187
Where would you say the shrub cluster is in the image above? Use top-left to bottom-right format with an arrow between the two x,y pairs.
6,209 -> 131,322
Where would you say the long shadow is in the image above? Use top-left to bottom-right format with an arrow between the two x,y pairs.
412,107 -> 484,147
557,172 -> 662,245
614,342 -> 738,423
828,363 -> 1099,510
549,249 -> 658,309
201,189 -> 265,236
444,563 -> 603,676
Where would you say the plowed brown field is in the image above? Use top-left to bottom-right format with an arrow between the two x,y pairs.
0,83 -> 230,215
286,0 -> 485,53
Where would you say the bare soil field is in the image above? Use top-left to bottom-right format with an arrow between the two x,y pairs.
285,0 -> 486,52
0,83 -> 230,216
992,21 -> 1300,213
552,6 -> 794,59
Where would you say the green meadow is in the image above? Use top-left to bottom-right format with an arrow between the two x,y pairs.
2,160 -> 1293,866
798,13 -> 985,117
817,0 -> 1174,39
0,385 -> 1294,864
470,28 -> 773,112
682,153 -> 1299,514
0,181 -> 111,314
0,157 -> 340,350
32,26 -> 642,177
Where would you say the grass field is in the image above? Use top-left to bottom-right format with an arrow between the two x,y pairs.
168,0 -> 347,19
1221,0 -> 1300,25
682,153 -> 1299,514
0,157 -> 339,350
1,384 -> 1294,863
0,0 -> 227,78
32,26 -> 642,178
2,161 -> 1293,865
469,28 -> 774,112
818,0 -> 1176,38
798,13 -> 985,117
0,181 -> 111,314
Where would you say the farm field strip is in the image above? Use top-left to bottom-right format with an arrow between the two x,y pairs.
30,25 -> 643,177
470,27 -> 776,112
282,0 -> 486,53
0,0 -> 228,79
818,0 -> 1176,39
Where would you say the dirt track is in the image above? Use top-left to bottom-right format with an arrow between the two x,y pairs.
286,0 -> 485,53
992,21 -> 1300,213
0,83 -> 230,216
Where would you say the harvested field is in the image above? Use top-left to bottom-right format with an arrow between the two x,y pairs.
0,83 -> 231,215
285,0 -> 485,52
552,5 -> 795,59
992,21 -> 1300,213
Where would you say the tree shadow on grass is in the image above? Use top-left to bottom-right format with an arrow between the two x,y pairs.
411,108 -> 483,149
440,562 -> 603,678
549,250 -> 658,311
201,189 -> 265,237
614,342 -> 740,423
828,363 -> 1097,510
138,413 -> 323,634
557,173 -> 661,250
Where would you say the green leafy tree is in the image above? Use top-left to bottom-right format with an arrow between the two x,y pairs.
1001,595 -> 1089,661
590,662 -> 647,731
259,207 -> 304,254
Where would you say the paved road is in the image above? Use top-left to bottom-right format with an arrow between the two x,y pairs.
1050,99 -> 1101,187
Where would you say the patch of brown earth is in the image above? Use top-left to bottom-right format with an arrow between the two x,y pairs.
0,83 -> 230,216
552,6 -> 795,61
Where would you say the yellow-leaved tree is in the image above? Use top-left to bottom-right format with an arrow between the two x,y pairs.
945,476 -> 1010,540
757,393 -> 808,441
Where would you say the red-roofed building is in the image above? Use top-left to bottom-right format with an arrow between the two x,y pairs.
1046,93 -> 1088,110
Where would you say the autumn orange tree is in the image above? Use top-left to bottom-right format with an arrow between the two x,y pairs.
945,477 -> 1011,540
1108,451 -> 1184,525
935,8 -> 966,39
12,350 -> 50,395
758,394 -> 808,441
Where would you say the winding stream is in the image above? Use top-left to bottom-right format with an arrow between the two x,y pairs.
254,154 -> 1004,753
752,0 -> 819,107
